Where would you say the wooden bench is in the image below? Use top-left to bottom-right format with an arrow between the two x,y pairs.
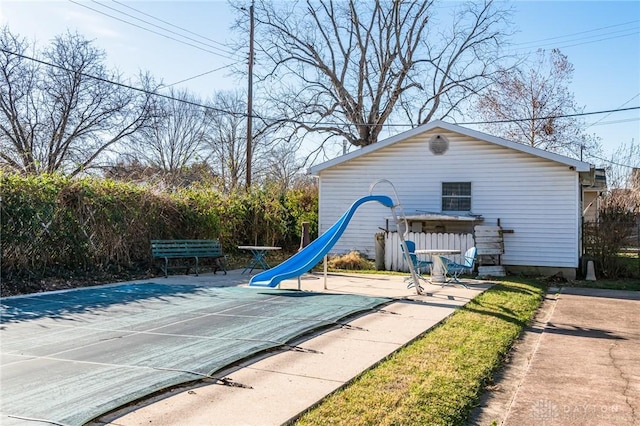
151,239 -> 227,278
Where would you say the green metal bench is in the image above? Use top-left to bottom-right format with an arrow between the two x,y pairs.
151,239 -> 227,277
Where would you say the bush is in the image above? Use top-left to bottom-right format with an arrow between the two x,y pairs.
583,189 -> 639,278
0,173 -> 318,291
327,251 -> 375,270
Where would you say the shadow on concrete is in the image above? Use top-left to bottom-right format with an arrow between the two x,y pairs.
0,283 -> 209,324
541,322 -> 626,340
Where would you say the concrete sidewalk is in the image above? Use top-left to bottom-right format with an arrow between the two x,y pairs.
93,271 -> 490,425
471,287 -> 640,426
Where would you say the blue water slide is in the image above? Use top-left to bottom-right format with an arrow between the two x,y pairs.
249,194 -> 394,288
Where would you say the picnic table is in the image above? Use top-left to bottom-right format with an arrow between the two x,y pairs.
238,245 -> 282,274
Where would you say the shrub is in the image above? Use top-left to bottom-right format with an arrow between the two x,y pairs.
1,173 -> 68,274
0,173 -> 319,291
284,180 -> 319,242
583,189 -> 640,278
328,251 -> 375,270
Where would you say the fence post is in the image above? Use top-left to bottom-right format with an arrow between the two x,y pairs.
375,232 -> 385,270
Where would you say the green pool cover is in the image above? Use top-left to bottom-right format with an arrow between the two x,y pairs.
0,283 -> 389,425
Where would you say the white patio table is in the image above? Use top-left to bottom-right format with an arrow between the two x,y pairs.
415,249 -> 461,284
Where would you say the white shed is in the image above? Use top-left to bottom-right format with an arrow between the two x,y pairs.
308,120 -> 597,279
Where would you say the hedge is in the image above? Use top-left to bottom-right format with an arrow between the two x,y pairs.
0,173 -> 318,282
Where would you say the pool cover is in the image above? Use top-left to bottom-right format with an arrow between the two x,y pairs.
0,283 -> 390,426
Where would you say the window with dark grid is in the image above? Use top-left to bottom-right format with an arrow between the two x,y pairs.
442,182 -> 471,212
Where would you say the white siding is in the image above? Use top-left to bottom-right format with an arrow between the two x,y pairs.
316,129 -> 581,268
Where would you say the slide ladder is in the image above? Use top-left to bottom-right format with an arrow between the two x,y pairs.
369,180 -> 423,293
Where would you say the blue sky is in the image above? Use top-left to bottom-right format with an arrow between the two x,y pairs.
1,1 -> 639,166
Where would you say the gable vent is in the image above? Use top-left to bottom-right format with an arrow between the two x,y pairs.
429,134 -> 449,155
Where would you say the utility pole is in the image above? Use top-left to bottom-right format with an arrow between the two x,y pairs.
246,0 -> 255,188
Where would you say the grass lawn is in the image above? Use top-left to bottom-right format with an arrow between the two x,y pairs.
295,277 -> 546,425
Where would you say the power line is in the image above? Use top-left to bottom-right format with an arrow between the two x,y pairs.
68,0 -> 241,61
532,31 -> 637,52
587,93 -> 640,128
512,19 -> 639,47
457,106 -> 640,126
527,28 -> 637,48
0,47 -> 244,117
588,117 -> 640,127
507,19 -> 639,54
160,63 -> 238,89
89,0 -> 239,57
587,153 -> 638,169
111,0 -> 233,51
55,1 -> 640,128
3,47 -> 639,130
84,0 -> 245,90
508,30 -> 639,54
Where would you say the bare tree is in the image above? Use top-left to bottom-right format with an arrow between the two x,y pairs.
475,48 -> 600,158
233,0 -> 511,148
0,27 -> 153,176
205,90 -> 280,192
206,91 -> 248,191
260,143 -> 306,191
129,87 -> 210,179
602,139 -> 640,190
